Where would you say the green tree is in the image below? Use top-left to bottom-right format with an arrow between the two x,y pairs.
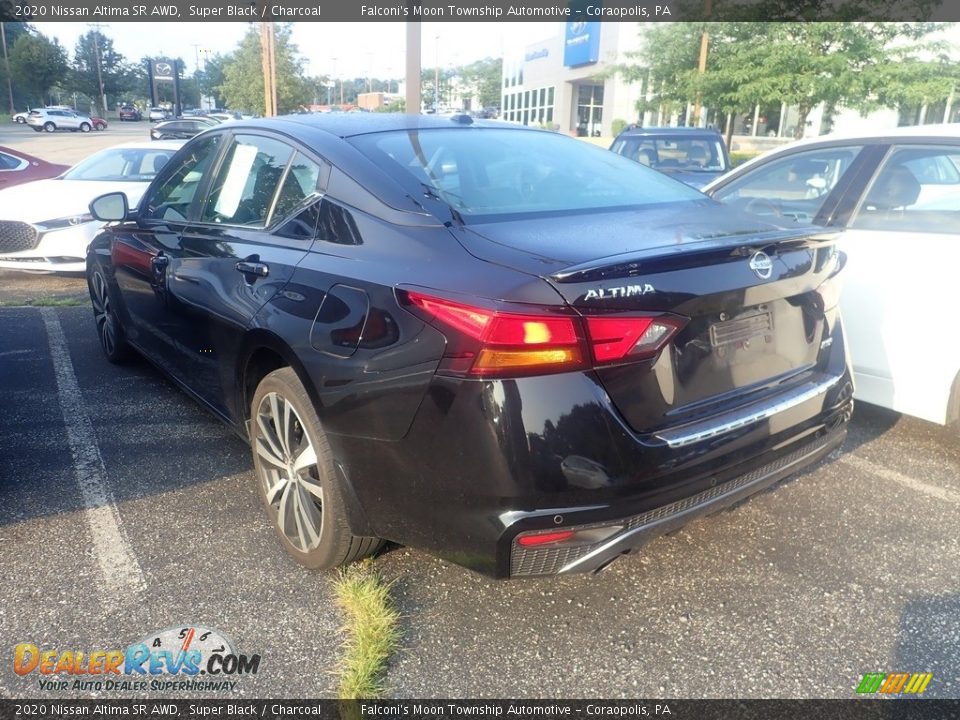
197,53 -> 226,109
8,31 -> 67,108
218,25 -> 309,114
620,21 -> 953,139
459,57 -> 502,108
71,30 -> 132,113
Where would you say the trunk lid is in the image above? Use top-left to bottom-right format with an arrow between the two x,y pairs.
456,202 -> 843,435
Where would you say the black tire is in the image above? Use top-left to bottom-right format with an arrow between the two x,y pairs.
87,265 -> 134,363
15,116 -> 25,124
80,122 -> 91,133
250,367 -> 383,570
31,126 -> 41,132
43,122 -> 55,133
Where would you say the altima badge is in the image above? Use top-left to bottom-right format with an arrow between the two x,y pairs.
584,284 -> 655,301
749,251 -> 774,280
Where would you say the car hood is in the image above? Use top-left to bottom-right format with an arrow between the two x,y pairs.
0,179 -> 151,223
656,169 -> 725,189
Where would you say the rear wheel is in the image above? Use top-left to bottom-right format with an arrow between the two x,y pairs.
80,122 -> 91,133
43,122 -> 55,133
250,367 -> 382,570
31,126 -> 41,132
87,266 -> 133,363
15,116 -> 25,124
94,122 -> 106,131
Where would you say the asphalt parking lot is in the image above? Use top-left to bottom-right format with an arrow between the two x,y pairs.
2,120 -> 150,165
0,269 -> 958,699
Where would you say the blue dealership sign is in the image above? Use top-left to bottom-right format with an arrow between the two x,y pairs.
564,18 -> 601,67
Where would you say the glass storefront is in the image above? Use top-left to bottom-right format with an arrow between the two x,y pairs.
576,83 -> 604,137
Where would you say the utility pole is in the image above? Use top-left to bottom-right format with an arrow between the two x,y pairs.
87,24 -> 108,116
434,35 -> 440,112
0,23 -> 14,114
259,22 -> 277,116
691,0 -> 712,128
405,17 -> 421,114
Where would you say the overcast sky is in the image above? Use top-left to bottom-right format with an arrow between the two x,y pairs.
37,22 -> 561,79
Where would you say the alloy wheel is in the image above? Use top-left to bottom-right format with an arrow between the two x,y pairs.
254,391 -> 324,553
90,271 -> 117,356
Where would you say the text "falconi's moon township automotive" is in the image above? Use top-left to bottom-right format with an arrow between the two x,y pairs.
360,4 -> 672,17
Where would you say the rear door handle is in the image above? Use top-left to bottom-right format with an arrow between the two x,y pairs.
236,260 -> 269,278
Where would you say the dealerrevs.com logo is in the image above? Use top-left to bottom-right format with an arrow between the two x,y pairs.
14,625 -> 261,692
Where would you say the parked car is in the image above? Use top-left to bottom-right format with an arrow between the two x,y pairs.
26,108 -> 95,133
148,107 -> 169,122
12,110 -> 29,124
0,146 -> 70,189
88,114 -> 108,131
704,124 -> 960,426
119,105 -> 142,122
84,115 -> 853,578
0,140 -> 184,273
610,126 -> 732,189
149,117 -> 217,141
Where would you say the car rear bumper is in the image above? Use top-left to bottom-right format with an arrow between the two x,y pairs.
328,355 -> 854,578
508,424 -> 845,576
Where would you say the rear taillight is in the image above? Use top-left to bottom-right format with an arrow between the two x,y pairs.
403,291 -> 586,377
401,290 -> 686,378
585,316 -> 684,364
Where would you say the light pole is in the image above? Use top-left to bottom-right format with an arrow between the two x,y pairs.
434,35 -> 439,113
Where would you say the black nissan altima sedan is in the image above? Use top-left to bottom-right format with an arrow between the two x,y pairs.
85,114 -> 854,578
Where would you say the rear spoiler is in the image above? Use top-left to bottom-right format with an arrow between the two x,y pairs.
551,229 -> 841,284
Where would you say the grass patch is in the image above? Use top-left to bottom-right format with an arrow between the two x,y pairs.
333,560 -> 400,700
0,297 -> 85,307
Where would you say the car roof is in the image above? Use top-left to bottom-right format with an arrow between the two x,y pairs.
226,112 -> 533,139
617,126 -> 723,137
758,123 -> 960,151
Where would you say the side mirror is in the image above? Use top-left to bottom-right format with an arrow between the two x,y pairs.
89,192 -> 129,222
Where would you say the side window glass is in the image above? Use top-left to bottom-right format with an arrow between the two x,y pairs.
850,145 -> 960,233
316,198 -> 362,245
141,135 -> 223,222
713,146 -> 862,226
201,134 -> 293,227
273,152 -> 324,220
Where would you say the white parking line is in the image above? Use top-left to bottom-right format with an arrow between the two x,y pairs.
41,308 -> 147,595
840,453 -> 960,506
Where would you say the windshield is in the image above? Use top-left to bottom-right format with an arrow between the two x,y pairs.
611,135 -> 729,173
63,147 -> 178,182
349,128 -> 703,220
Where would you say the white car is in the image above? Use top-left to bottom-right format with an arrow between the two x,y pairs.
148,107 -> 169,122
0,140 -> 185,273
26,108 -> 95,133
12,111 -> 29,124
705,124 -> 960,426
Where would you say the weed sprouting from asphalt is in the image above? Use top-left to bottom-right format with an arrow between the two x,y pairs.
333,560 -> 400,700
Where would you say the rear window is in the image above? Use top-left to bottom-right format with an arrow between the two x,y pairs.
348,128 -> 702,221
611,135 -> 729,173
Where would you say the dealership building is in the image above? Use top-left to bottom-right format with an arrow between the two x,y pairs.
501,22 -> 960,139
501,22 -> 646,137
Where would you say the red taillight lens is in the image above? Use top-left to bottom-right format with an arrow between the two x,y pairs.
401,290 -> 684,377
403,291 -> 587,377
585,316 -> 683,364
516,531 -> 575,547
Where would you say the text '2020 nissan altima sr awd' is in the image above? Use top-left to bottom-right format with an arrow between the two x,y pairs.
85,114 -> 853,578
